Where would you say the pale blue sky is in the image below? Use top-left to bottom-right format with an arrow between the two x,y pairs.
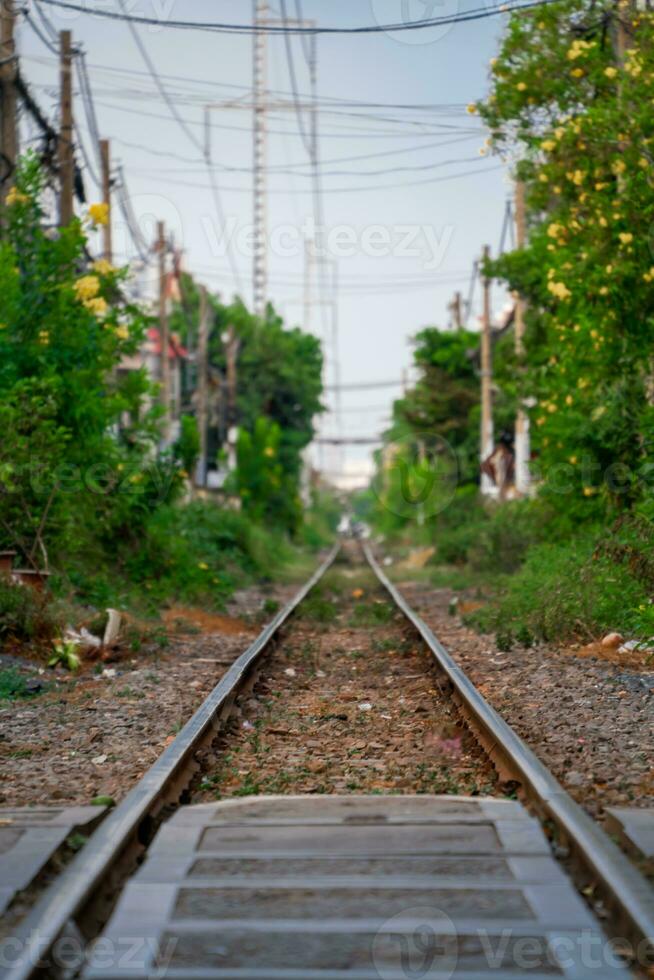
19,1 -> 513,480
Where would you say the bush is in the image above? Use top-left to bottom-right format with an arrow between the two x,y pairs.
469,530 -> 648,643
0,577 -> 61,645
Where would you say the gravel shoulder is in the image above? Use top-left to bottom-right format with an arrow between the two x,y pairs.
392,577 -> 653,822
0,583 -> 296,808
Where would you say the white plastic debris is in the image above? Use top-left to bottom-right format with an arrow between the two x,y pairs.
358,701 -> 373,712
241,720 -> 255,730
103,609 -> 122,648
91,754 -> 107,765
101,668 -> 116,679
284,668 -> 296,677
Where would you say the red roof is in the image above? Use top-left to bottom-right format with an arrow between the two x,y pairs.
147,327 -> 188,360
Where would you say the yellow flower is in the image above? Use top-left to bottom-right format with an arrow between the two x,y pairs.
466,103 -> 477,114
198,562 -> 209,570
612,159 -> 626,176
38,329 -> 50,346
74,275 -> 100,302
604,66 -> 618,79
638,157 -> 649,169
547,402 -> 557,413
84,296 -> 108,317
619,232 -> 633,244
536,417 -> 546,426
605,265 -> 612,274
565,395 -> 573,406
115,323 -> 129,341
538,173 -> 549,183
570,68 -> 585,78
578,377 -> 589,388
516,81 -> 527,91
88,202 -> 109,226
547,222 -> 564,238
599,216 -> 608,227
92,258 -> 115,276
5,186 -> 29,206
569,455 -> 578,465
599,286 -> 608,295
547,280 -> 571,300
264,446 -> 275,458
541,139 -> 556,153
583,486 -> 597,497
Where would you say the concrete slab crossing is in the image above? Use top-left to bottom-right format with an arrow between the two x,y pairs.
84,795 -> 630,979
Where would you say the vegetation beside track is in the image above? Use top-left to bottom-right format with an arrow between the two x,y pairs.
359,0 -> 654,652
0,158 -> 336,664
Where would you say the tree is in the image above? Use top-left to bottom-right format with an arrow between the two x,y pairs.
476,0 -> 654,515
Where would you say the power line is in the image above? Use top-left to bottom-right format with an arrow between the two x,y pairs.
36,0 -> 560,35
113,0 -> 243,294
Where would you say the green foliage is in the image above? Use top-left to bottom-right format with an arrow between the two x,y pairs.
0,576 -> 61,643
0,156 -> 162,566
477,0 -> 654,515
173,415 -> 200,478
232,416 -> 302,530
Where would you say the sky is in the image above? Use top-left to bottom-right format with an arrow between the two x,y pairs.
18,0 -> 514,484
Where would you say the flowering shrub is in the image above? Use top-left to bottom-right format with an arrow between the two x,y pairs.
0,156 -> 163,564
477,0 -> 654,514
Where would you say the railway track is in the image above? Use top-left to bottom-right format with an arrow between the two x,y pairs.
1,541 -> 652,979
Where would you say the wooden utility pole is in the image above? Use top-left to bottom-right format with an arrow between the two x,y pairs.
0,0 -> 18,216
157,220 -> 171,442
480,244 -> 495,496
58,30 -> 74,227
514,180 -> 530,495
100,138 -> 113,263
196,285 -> 209,488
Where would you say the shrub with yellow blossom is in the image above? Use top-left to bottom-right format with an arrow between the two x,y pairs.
0,154 -> 163,560
477,0 -> 654,515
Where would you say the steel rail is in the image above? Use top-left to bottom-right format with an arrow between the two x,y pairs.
3,543 -> 340,980
364,541 -> 654,960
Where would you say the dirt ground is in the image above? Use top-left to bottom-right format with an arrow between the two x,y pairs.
193,562 -> 496,802
393,578 -> 653,821
0,583 -> 296,808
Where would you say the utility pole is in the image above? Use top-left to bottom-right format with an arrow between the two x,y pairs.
196,285 -> 209,488
303,235 -> 313,331
252,0 -> 268,319
452,291 -> 462,330
157,220 -> 171,443
100,138 -> 112,263
480,244 -> 495,496
58,30 -> 74,228
514,180 -> 530,496
225,324 -> 239,471
0,0 -> 18,217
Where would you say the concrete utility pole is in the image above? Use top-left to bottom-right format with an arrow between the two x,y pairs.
252,0 -> 268,319
514,180 -> 530,495
196,285 -> 209,488
157,220 -> 171,442
224,324 -> 239,472
0,0 -> 18,216
480,244 -> 495,496
58,30 -> 74,227
100,138 -> 112,263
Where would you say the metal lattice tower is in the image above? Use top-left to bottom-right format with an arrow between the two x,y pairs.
252,0 -> 268,319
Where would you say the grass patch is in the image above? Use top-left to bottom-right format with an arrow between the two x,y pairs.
0,668 -> 45,701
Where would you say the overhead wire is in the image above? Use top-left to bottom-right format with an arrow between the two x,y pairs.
114,0 -> 244,294
36,0 -> 561,35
